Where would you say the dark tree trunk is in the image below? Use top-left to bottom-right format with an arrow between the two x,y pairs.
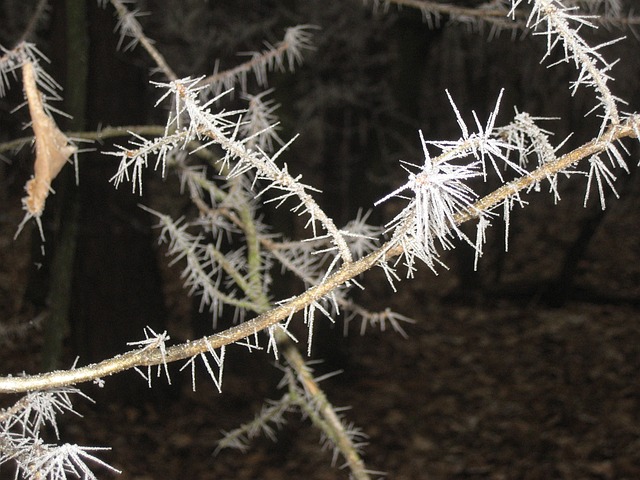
67,2 -> 169,402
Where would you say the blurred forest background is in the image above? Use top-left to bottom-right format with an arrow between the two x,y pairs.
1,0 -> 640,478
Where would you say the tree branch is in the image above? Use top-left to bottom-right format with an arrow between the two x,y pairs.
1,115 -> 637,394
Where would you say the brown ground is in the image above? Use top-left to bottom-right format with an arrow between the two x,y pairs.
55,299 -> 640,480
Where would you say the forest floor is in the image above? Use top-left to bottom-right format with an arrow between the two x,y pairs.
2,284 -> 640,479
79,300 -> 640,480
11,299 -> 633,480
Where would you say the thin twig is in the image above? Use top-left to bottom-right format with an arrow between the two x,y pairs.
282,341 -> 372,480
109,0 -> 178,81
17,0 -> 49,44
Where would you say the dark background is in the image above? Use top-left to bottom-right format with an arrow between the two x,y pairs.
1,0 -> 639,478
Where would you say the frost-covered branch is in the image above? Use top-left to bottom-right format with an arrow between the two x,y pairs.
109,78 -> 354,263
463,114 -> 639,220
196,25 -> 317,96
369,0 -> 640,36
218,341 -> 374,480
2,114 -> 638,395
511,0 -> 623,130
281,345 -> 372,480
369,0 -> 521,32
108,0 -> 178,81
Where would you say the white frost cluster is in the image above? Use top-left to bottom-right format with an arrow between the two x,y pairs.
0,389 -> 119,480
377,91 -> 512,275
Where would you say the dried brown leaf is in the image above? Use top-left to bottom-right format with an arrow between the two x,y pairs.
21,61 -> 76,216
